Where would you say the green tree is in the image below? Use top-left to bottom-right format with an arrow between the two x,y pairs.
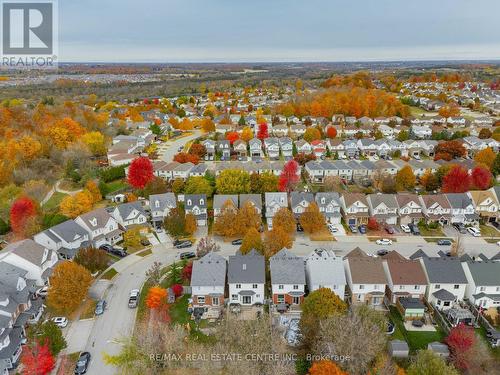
259,172 -> 279,193
493,153 -> 500,177
397,129 -> 409,141
171,178 -> 185,194
216,170 -> 251,194
163,207 -> 186,237
407,350 -> 459,375
184,176 -> 214,196
29,321 -> 67,356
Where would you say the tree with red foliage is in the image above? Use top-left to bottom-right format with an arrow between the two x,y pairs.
367,217 -> 379,231
182,262 -> 193,282
294,152 -> 316,166
225,131 -> 239,145
127,157 -> 154,189
21,341 -> 56,375
434,140 -> 466,161
442,165 -> 471,193
173,152 -> 200,164
326,126 -> 337,139
257,123 -> 269,140
278,159 -> 300,193
171,283 -> 183,297
471,165 -> 492,190
10,196 -> 38,238
445,323 -> 475,370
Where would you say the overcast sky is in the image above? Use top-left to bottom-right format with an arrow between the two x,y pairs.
59,0 -> 500,62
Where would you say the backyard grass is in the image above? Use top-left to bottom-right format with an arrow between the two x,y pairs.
101,268 -> 118,280
480,224 -> 500,238
58,179 -> 82,192
169,295 -> 215,344
79,298 -> 97,320
105,180 -> 128,194
42,192 -> 68,211
388,306 -> 445,352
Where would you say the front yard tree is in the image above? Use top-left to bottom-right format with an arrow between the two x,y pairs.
367,217 -> 379,231
184,176 -> 214,196
241,126 -> 253,142
407,350 -> 459,375
127,157 -> 154,189
171,178 -> 185,194
442,165 -> 471,193
278,159 -> 300,193
145,261 -> 163,284
263,226 -> 292,258
216,170 -> 251,194
299,202 -> 325,234
73,247 -> 108,273
184,213 -> 197,235
420,169 -> 440,191
31,321 -> 67,356
236,201 -> 262,234
474,147 -> 496,169
395,165 -> 416,191
10,196 -> 38,238
145,286 -> 167,309
123,227 -> 143,249
273,207 -> 296,234
47,261 -> 92,315
21,341 -> 56,375
164,207 -> 186,237
196,236 -> 220,257
213,201 -> 239,238
240,227 -> 263,255
257,122 -> 269,140
303,127 -> 322,143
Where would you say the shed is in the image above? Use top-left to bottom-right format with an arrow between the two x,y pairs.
389,340 -> 409,358
427,342 -> 450,358
397,297 -> 425,320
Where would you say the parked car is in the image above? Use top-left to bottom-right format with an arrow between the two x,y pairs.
35,286 -> 49,299
231,239 -> 243,245
128,289 -> 140,308
412,320 -> 424,328
453,223 -> 467,234
376,249 -> 389,256
400,224 -> 411,233
95,300 -> 107,315
376,238 -> 393,246
385,225 -> 395,234
467,227 -> 481,237
296,223 -> 304,232
51,317 -> 68,328
110,248 -> 127,257
141,239 -> 151,246
99,244 -> 113,252
408,223 -> 421,235
349,224 -> 358,233
437,239 -> 452,246
358,224 -> 367,234
497,241 -> 500,247
179,251 -> 196,260
176,241 -> 193,249
328,224 -> 338,233
74,352 -> 91,374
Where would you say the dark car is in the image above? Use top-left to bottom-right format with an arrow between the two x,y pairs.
74,352 -> 91,374
453,223 -> 467,234
437,239 -> 452,246
376,249 -> 389,256
95,300 -> 107,315
141,239 -> 151,247
99,244 -> 113,252
296,223 -> 304,232
385,225 -> 395,235
179,251 -> 196,260
412,320 -> 424,328
358,225 -> 367,234
176,241 -> 193,249
110,248 -> 127,257
492,221 -> 500,229
408,223 -> 421,235
231,239 -> 243,245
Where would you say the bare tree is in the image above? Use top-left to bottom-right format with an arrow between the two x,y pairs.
450,235 -> 464,257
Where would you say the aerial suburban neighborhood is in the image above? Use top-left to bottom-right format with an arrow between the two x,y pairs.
0,1 -> 500,375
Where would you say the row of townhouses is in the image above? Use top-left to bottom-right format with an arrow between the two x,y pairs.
190,247 -> 500,317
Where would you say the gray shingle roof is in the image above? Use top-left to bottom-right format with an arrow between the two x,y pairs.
228,250 -> 265,284
445,193 -> 473,209
306,250 -> 346,286
185,194 -> 207,209
213,195 -> 238,210
46,220 -> 87,243
466,261 -> 500,286
269,249 -> 305,285
149,193 -> 176,212
78,208 -> 113,230
422,257 -> 467,284
190,252 -> 226,287
116,202 -> 147,220
2,239 -> 49,266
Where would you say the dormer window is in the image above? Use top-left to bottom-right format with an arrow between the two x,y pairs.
90,218 -> 97,227
200,199 -> 204,205
187,200 -> 192,206
155,201 -> 160,208
321,198 -> 325,204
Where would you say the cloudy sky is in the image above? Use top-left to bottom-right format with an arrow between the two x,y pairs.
59,0 -> 500,62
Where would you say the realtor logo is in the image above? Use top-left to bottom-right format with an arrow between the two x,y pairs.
1,0 -> 57,68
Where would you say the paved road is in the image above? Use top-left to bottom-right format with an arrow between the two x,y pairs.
160,130 -> 202,162
65,232 -> 499,374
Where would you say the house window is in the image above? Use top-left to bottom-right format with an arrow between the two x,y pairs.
256,294 -> 260,298
357,294 -> 362,302
293,285 -> 298,290
454,285 -> 460,289
200,199 -> 204,205
359,285 -> 365,290
496,287 -> 500,292
443,301 -> 451,307
277,295 -> 285,303
197,296 -> 205,304
231,294 -> 237,300
278,285 -> 284,290
252,284 -> 258,289
236,284 -> 241,289
374,285 -> 379,290
435,285 -> 441,289
399,285 -> 404,290
480,286 -> 486,292
212,297 -> 219,306
414,285 -> 420,290
187,200 -> 192,206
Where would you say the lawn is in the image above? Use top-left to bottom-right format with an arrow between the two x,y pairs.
409,106 -> 434,117
476,326 -> 500,360
137,249 -> 152,257
417,223 -> 445,237
479,224 -> 500,238
79,298 -> 97,320
169,295 -> 214,344
105,180 -> 128,194
101,268 -> 118,280
42,192 -> 68,211
388,306 -> 445,352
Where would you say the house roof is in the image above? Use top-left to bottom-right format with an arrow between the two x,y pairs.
305,250 -> 346,286
399,297 -> 425,309
342,193 -> 368,207
185,194 -> 207,209
368,193 -> 399,209
270,249 -> 305,285
347,257 -> 387,284
395,193 -> 421,208
468,190 -> 498,206
239,194 -> 262,210
190,252 -> 226,287
228,250 -> 265,284
432,288 -> 456,301
290,192 -> 314,208
149,193 -> 176,211
344,247 -> 369,259
465,261 -> 500,286
420,194 -> 451,209
45,220 -> 88,243
213,195 -> 238,210
78,208 -> 113,230
422,257 -> 467,284
1,239 -> 50,267
386,259 -> 427,285
445,193 -> 473,209
116,202 -> 146,220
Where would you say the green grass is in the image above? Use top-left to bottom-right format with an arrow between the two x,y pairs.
137,249 -> 152,257
42,191 -> 68,211
388,306 -> 445,352
417,223 -> 445,237
480,224 -> 500,238
485,238 -> 500,244
105,180 -> 128,194
169,295 -> 215,344
101,268 -> 118,280
409,106 -> 433,117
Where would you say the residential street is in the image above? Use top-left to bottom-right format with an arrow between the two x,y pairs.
160,130 -> 202,162
62,231 -> 499,374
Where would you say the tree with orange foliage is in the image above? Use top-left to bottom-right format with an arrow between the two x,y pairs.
146,286 -> 167,309
308,360 -> 346,375
439,104 -> 461,118
85,180 -> 102,203
240,126 -> 254,142
474,147 -> 496,170
128,157 -> 154,189
10,196 -> 38,238
60,190 -> 94,218
434,140 -> 466,161
225,131 -> 239,145
326,126 -> 337,139
173,152 -> 200,164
